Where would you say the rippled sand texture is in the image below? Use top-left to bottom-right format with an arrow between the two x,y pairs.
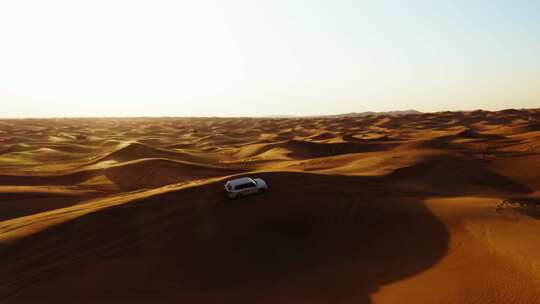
1,109 -> 540,303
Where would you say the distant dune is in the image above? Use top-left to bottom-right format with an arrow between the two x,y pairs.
1,108 -> 540,303
323,109 -> 422,118
262,109 -> 421,118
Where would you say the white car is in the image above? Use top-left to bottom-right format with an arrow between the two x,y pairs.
224,177 -> 268,198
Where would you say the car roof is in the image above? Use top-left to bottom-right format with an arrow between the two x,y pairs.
227,177 -> 255,186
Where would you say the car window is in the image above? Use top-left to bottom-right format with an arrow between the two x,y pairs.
235,182 -> 255,190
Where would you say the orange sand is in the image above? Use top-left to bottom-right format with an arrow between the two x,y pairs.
1,109 -> 540,303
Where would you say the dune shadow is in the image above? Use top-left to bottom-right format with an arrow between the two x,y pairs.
0,170 -> 99,186
0,172 -> 449,304
387,157 -> 533,195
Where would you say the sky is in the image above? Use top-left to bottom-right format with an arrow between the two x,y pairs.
0,0 -> 539,117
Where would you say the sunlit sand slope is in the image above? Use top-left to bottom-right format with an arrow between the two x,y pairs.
1,108 -> 540,303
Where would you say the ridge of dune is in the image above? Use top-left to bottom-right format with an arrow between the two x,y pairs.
0,143 -> 35,154
1,109 -> 540,303
0,171 -> 449,303
373,196 -> 540,303
0,186 -> 100,221
509,122 -> 540,134
92,142 -> 205,164
0,157 -> 242,191
1,168 -> 535,302
102,158 -> 245,190
0,170 -> 100,186
232,139 -> 397,160
454,127 -> 506,139
389,155 -> 533,194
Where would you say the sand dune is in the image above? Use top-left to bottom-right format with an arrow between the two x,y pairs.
389,156 -> 533,194
231,139 -> 396,161
0,170 -> 100,186
0,172 -> 448,303
1,108 -> 540,303
0,186 -> 99,221
93,142 -> 205,164
102,158 -> 245,190
453,128 -> 507,139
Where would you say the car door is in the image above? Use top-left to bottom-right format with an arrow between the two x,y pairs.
244,181 -> 258,194
237,182 -> 256,195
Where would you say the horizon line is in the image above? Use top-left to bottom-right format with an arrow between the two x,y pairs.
0,107 -> 539,120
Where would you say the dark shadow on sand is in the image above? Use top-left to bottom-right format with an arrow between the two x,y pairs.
0,172 -> 450,304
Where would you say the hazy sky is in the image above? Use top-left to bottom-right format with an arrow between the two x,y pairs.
1,0 -> 539,117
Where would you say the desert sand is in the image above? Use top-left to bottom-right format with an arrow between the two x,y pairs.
1,109 -> 540,303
